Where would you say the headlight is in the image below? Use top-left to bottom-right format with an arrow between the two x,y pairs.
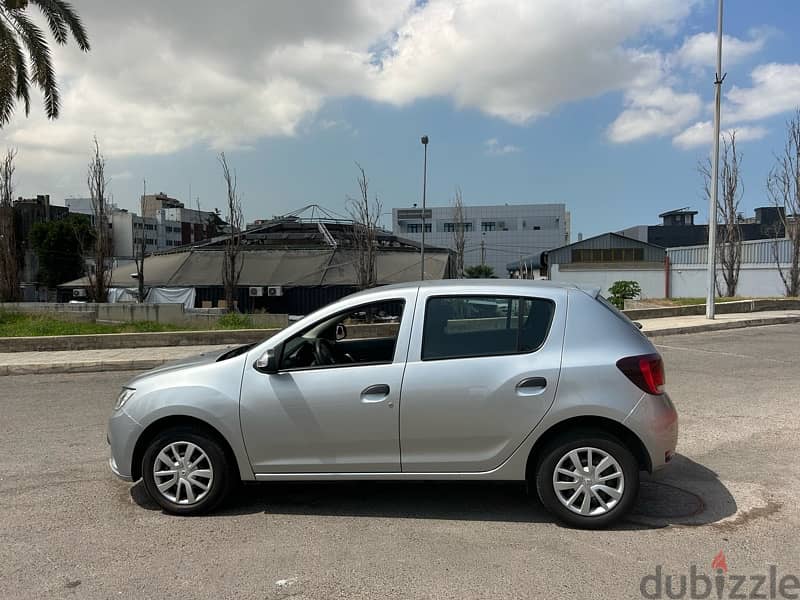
114,388 -> 136,411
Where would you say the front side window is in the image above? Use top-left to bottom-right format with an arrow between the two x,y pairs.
422,295 -> 554,360
280,300 -> 405,370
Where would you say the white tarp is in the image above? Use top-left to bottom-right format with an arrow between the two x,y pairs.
146,287 -> 196,309
107,288 -> 140,303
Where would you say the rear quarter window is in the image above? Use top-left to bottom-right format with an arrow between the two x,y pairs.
421,295 -> 555,361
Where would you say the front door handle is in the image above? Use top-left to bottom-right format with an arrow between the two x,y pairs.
516,377 -> 547,396
361,384 -> 390,403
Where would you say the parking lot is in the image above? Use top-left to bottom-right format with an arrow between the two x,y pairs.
2,324 -> 799,599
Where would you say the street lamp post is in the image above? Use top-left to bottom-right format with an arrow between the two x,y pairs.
420,135 -> 429,280
706,0 -> 724,319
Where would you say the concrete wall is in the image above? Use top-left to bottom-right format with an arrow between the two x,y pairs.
0,302 -> 289,328
670,264 -> 790,298
550,264 -> 666,298
551,262 -> 795,299
0,329 -> 278,352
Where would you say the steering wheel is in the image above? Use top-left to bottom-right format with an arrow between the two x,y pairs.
313,338 -> 336,365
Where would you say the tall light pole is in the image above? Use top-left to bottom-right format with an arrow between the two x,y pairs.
420,135 -> 429,280
706,0 -> 724,319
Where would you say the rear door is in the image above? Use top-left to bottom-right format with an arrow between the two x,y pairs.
399,288 -> 566,472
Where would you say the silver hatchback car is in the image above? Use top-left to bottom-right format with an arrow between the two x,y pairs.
108,280 -> 677,528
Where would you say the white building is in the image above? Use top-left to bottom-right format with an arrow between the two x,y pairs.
392,203 -> 569,277
65,196 -> 197,259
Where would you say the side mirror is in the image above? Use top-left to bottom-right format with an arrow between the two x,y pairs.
254,345 -> 282,374
335,323 -> 347,341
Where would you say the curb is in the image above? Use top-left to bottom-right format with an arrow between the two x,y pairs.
643,315 -> 800,337
0,358 -> 168,377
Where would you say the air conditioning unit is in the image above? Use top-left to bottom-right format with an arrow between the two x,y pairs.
267,285 -> 283,297
248,286 -> 264,297
73,288 -> 87,298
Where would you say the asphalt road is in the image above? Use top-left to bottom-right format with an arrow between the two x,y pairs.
2,324 -> 799,599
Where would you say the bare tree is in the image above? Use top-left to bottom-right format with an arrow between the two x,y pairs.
133,180 -> 146,303
0,148 -> 20,301
347,163 -> 381,290
218,153 -> 243,311
700,131 -> 742,297
85,136 -> 111,302
767,110 -> 800,297
451,186 -> 466,278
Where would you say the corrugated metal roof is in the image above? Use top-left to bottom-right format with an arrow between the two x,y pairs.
59,248 -> 451,288
547,232 -> 665,265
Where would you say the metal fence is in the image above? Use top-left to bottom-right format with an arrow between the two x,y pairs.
668,238 -> 793,265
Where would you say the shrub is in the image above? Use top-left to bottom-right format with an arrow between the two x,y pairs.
608,280 -> 641,309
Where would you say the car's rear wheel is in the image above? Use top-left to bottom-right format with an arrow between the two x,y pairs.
534,431 -> 639,529
141,427 -> 232,515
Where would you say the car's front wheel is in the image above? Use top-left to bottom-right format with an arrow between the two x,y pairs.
141,427 -> 232,515
534,431 -> 639,529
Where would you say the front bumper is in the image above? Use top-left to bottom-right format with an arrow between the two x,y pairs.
107,409 -> 143,482
623,392 -> 678,472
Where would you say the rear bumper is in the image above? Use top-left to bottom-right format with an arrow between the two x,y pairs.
623,392 -> 678,472
107,409 -> 143,482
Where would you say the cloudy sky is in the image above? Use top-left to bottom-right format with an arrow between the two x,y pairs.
5,0 -> 800,238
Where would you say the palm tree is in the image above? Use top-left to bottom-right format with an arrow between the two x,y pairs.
0,0 -> 89,127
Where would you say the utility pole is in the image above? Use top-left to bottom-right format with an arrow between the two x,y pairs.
481,238 -> 486,266
420,135 -> 429,280
706,0 -> 724,319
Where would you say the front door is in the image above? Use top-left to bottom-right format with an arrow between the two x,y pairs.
240,295 -> 414,473
400,290 -> 565,473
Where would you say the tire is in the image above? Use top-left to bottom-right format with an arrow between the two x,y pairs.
534,430 -> 639,529
141,426 -> 233,515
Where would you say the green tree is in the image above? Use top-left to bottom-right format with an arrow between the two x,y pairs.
0,0 -> 90,127
29,214 -> 93,288
464,264 -> 495,278
608,280 -> 641,309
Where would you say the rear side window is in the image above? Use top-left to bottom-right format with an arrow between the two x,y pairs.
422,295 -> 555,361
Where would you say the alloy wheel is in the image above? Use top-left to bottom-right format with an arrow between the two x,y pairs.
152,441 -> 214,505
552,446 -> 625,517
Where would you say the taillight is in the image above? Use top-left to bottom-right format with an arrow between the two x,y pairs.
616,354 -> 665,395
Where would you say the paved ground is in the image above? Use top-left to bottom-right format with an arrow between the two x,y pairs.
1,324 -> 799,599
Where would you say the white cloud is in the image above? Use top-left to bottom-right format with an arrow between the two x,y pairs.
607,87 -> 702,143
4,0 -> 702,169
674,31 -> 767,69
725,63 -> 800,122
672,121 -> 768,149
371,0 -> 696,123
485,138 -> 521,155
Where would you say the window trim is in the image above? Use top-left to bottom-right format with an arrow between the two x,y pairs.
420,294 -> 555,362
276,298 -> 406,373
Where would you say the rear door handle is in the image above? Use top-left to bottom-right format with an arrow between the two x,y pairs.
361,384 -> 390,403
516,377 -> 547,396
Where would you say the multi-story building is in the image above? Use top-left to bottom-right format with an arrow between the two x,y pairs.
142,192 -> 218,247
67,193 -> 217,259
619,206 -> 786,248
392,203 -> 569,277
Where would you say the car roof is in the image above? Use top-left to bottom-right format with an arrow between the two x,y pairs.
347,279 -> 600,299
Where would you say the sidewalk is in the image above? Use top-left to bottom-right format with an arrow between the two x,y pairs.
1,310 -> 799,376
637,309 -> 800,336
0,344 -> 232,376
